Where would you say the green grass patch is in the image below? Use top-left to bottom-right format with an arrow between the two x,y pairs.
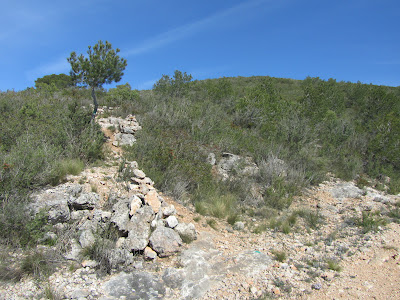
227,214 -> 240,225
356,211 -> 387,233
326,259 -> 342,272
271,249 -> 287,262
206,219 -> 218,230
50,158 -> 85,185
253,223 -> 269,234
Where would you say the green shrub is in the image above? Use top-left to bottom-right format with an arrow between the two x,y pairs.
81,239 -> 115,274
105,83 -> 139,107
388,208 -> 400,223
253,223 -> 269,234
20,210 -> 53,247
195,202 -> 207,216
227,214 -> 240,225
0,89 -> 104,247
35,73 -> 74,89
50,159 -> 84,185
20,250 -> 60,279
208,193 -> 236,218
326,259 -> 342,272
388,176 -> 400,194
193,216 -> 201,222
281,222 -> 291,234
287,213 -> 298,226
117,75 -> 399,227
269,217 -> 283,230
206,219 -> 218,230
271,250 -> 287,262
153,70 -> 193,97
355,174 -> 370,189
295,209 -> 323,230
356,211 -> 387,233
43,283 -> 62,300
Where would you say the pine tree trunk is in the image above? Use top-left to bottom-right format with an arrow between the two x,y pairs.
91,86 -> 98,121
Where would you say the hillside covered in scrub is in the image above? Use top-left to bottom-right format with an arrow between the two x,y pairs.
1,73 -> 400,245
1,73 -> 400,299
129,73 -> 400,216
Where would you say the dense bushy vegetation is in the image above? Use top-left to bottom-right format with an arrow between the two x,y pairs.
1,71 -> 399,245
122,72 -> 400,217
35,73 -> 75,90
0,87 -> 104,246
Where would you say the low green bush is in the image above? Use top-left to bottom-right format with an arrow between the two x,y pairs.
356,211 -> 387,233
50,158 -> 84,185
271,249 -> 287,262
20,249 -> 60,279
326,259 -> 342,272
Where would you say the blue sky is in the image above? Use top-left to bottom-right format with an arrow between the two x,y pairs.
1,0 -> 399,91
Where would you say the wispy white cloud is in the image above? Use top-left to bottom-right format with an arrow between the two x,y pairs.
25,56 -> 70,83
0,0 -> 98,43
0,8 -> 45,42
122,0 -> 271,57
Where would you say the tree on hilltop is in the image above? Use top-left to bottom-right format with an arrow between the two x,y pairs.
67,40 -> 127,120
153,70 -> 193,97
35,73 -> 74,89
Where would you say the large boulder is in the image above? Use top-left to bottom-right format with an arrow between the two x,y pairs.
124,214 -> 151,252
111,198 -> 131,233
107,248 -> 134,269
66,184 -> 83,197
149,227 -> 182,257
162,205 -> 176,217
133,169 -> 146,179
30,189 -> 71,224
330,182 -> 364,199
135,205 -> 155,223
47,202 -> 71,224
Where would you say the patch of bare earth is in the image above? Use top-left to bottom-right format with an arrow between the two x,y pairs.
304,222 -> 400,300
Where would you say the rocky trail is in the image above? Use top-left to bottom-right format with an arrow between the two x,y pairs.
1,111 -> 399,299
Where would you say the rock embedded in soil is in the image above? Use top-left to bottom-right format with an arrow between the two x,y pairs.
174,222 -> 197,242
149,226 -> 182,257
233,221 -> 245,231
144,246 -> 157,260
312,283 -> 322,290
69,192 -> 99,210
102,271 -> 165,299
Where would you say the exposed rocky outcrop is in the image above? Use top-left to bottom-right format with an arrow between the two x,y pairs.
98,114 -> 141,147
209,152 -> 259,181
27,115 -> 197,272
